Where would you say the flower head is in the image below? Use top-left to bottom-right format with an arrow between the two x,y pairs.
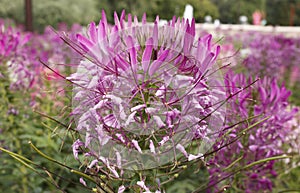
69,10 -> 225,170
208,71 -> 298,192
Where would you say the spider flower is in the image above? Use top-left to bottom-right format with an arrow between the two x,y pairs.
0,21 -> 35,90
208,71 -> 298,192
243,33 -> 300,80
69,10 -> 225,171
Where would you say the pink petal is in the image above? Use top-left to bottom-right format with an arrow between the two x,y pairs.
137,181 -> 150,192
153,21 -> 158,50
149,49 -> 169,76
153,115 -> 166,128
158,136 -> 169,146
127,14 -> 132,28
126,36 -> 137,73
77,34 -> 94,52
118,185 -> 126,193
149,140 -> 156,154
190,18 -> 195,36
134,15 -> 139,26
142,13 -> 147,25
188,153 -> 204,161
213,45 -> 221,61
88,22 -> 97,43
259,86 -> 267,102
176,144 -> 188,158
101,10 -> 107,27
183,31 -> 193,54
171,16 -> 176,27
116,152 -> 122,168
88,159 -> 99,168
98,21 -> 106,41
132,139 -> 142,153
200,52 -> 214,73
116,133 -> 126,143
120,10 -> 126,28
109,166 -> 119,178
131,104 -> 146,112
142,38 -> 153,72
79,178 -> 87,186
114,11 -> 121,29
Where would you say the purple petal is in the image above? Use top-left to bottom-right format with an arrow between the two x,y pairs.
127,14 -> 132,28
200,52 -> 214,73
88,22 -> 97,43
176,144 -> 188,158
213,45 -> 221,61
132,139 -> 142,153
120,10 -> 126,28
153,21 -> 158,50
158,136 -> 169,146
188,153 -> 204,161
114,11 -> 121,28
126,36 -> 137,73
137,181 -> 150,192
101,10 -> 107,27
131,104 -> 146,112
148,49 -> 169,76
79,178 -> 87,186
142,13 -> 147,25
88,159 -> 99,168
142,38 -> 153,72
149,140 -> 156,154
153,115 -> 166,128
77,34 -> 94,52
72,139 -> 84,160
98,21 -> 106,41
259,86 -> 267,102
118,185 -> 126,193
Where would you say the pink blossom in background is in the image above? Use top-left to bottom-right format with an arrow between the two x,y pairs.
208,71 -> 298,192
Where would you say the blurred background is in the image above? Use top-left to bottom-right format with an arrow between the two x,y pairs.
1,0 -> 300,32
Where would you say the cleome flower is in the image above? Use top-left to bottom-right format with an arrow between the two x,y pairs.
208,71 -> 298,192
68,10 -> 225,171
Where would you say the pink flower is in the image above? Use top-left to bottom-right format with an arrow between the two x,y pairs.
69,10 -> 223,171
208,71 -> 298,192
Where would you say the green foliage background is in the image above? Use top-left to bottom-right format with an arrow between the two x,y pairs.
0,63 -> 90,193
1,0 -> 300,32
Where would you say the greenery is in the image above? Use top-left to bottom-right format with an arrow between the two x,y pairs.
211,0 -> 263,24
0,0 -> 99,32
1,0 -> 300,32
0,64 -> 88,193
266,0 -> 300,26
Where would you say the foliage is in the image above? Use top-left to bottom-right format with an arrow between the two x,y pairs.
211,0 -> 263,24
178,0 -> 219,22
32,0 -> 99,31
0,20 -> 88,193
266,0 -> 300,26
0,0 -> 99,32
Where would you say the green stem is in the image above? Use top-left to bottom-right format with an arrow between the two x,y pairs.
0,147 -> 34,164
70,169 -> 97,183
28,141 -> 72,169
224,156 -> 243,171
241,155 -> 292,171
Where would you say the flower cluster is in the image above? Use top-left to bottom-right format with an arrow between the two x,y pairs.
0,20 -> 35,90
0,19 -> 82,90
208,71 -> 298,192
0,19 -> 84,193
243,33 -> 300,82
69,10 -> 225,191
